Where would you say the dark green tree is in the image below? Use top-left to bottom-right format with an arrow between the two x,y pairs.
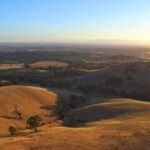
27,115 -> 42,132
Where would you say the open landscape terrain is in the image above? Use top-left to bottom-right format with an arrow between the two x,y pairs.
0,44 -> 149,150
30,60 -> 69,69
1,0 -> 150,149
0,85 -> 149,150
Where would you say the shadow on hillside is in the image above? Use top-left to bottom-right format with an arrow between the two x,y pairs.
63,104 -> 148,127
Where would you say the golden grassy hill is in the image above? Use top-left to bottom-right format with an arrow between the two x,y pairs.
0,96 -> 150,150
0,85 -> 57,135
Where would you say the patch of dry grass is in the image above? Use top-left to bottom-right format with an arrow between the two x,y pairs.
0,64 -> 24,70
0,118 -> 150,150
0,86 -> 149,150
30,60 -> 69,69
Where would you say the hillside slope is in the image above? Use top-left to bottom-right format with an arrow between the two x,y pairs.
64,98 -> 150,126
0,86 -> 57,134
0,96 -> 150,150
72,62 -> 150,99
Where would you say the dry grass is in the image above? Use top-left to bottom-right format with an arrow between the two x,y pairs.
0,86 -> 149,150
0,64 -> 24,70
0,116 -> 149,150
30,60 -> 69,69
0,85 -> 57,135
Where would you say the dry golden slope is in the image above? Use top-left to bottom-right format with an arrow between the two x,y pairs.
0,86 -> 150,150
0,85 -> 57,135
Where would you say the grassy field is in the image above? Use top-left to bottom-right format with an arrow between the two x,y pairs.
30,60 -> 69,69
0,86 -> 57,135
0,64 -> 24,70
0,86 -> 149,150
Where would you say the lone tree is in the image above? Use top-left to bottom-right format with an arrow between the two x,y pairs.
27,115 -> 42,132
9,126 -> 17,136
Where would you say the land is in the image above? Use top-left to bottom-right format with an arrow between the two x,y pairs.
0,64 -> 24,70
0,44 -> 149,150
0,86 -> 149,150
30,60 -> 69,69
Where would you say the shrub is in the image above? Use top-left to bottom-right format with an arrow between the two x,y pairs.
9,126 -> 17,136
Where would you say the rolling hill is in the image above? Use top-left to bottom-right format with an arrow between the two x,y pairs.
71,62 -> 150,100
0,86 -> 149,150
0,86 -> 57,135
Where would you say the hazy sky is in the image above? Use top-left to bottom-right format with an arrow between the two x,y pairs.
0,0 -> 150,44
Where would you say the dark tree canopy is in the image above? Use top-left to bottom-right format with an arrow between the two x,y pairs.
27,115 -> 42,132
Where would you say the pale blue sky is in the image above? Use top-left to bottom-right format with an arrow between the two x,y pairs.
0,0 -> 150,43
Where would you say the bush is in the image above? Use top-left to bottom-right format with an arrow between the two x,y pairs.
9,126 -> 17,136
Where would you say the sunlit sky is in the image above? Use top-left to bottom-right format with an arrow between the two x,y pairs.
0,0 -> 150,44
